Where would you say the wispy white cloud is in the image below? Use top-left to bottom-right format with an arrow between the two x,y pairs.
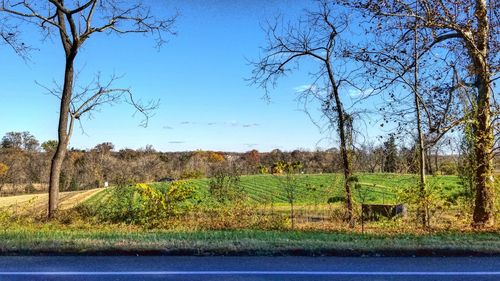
293,84 -> 328,98
176,120 -> 260,129
168,141 -> 185,144
225,120 -> 239,127
244,143 -> 258,148
163,125 -> 174,130
242,123 -> 259,128
294,84 -> 316,93
348,88 -> 373,98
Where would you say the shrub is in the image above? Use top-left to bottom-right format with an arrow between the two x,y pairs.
96,184 -> 139,224
24,183 -> 36,194
166,181 -> 199,216
396,181 -> 449,226
81,181 -> 199,227
208,165 -> 245,203
271,161 -> 285,174
439,162 -> 458,175
136,183 -> 167,224
257,165 -> 269,174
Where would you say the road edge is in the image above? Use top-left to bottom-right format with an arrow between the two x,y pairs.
2,247 -> 500,257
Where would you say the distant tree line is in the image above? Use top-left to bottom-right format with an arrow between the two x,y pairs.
0,131 -> 463,195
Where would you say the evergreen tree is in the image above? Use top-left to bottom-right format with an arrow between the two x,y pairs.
383,135 -> 397,173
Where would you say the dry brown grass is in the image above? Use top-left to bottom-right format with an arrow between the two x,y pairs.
0,188 -> 104,214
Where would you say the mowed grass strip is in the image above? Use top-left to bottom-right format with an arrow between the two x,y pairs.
1,228 -> 499,255
0,188 -> 105,213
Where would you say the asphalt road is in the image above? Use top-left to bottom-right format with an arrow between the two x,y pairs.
0,256 -> 499,280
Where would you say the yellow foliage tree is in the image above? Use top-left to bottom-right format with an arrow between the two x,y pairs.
0,163 -> 8,177
208,152 -> 225,163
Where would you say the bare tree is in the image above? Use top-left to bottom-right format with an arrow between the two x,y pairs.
0,16 -> 30,58
349,0 -> 498,227
358,141 -> 384,173
343,0 -> 471,227
250,1 -> 367,226
0,0 -> 176,217
1,131 -> 39,151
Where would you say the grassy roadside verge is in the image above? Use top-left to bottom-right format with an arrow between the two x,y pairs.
1,227 -> 500,256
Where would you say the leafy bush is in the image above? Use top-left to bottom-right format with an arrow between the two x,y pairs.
80,181 -> 199,227
208,165 -> 245,203
257,165 -> 269,174
94,184 -> 138,224
166,181 -> 199,215
439,162 -> 458,175
24,183 -> 36,194
396,180 -> 449,226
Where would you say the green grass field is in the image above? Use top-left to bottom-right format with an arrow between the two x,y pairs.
79,173 -> 469,231
145,173 -> 463,205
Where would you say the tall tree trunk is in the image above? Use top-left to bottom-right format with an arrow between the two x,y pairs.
472,78 -> 494,227
471,0 -> 494,227
426,148 -> 433,175
333,87 -> 354,226
48,59 -> 75,218
414,2 -> 428,228
434,149 -> 438,174
415,93 -> 428,227
324,58 -> 354,226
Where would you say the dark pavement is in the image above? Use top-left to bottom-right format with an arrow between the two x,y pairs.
0,256 -> 499,280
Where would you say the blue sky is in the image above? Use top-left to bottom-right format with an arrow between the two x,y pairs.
0,0 -> 383,152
